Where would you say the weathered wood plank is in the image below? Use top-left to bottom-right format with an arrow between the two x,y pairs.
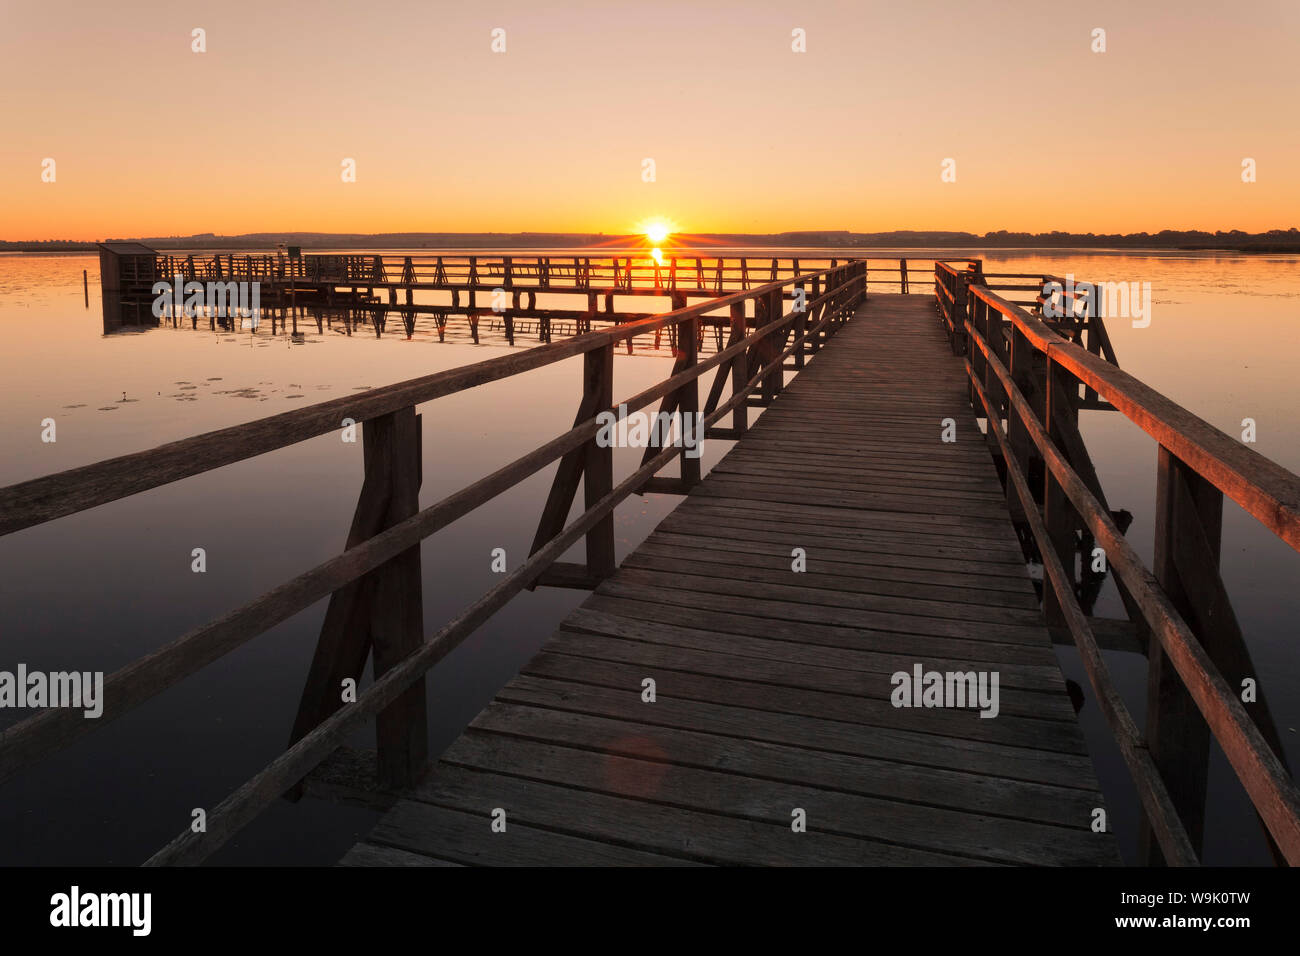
413,760 -> 993,866
366,800 -> 701,866
620,547 -> 1041,608
636,533 -> 1036,589
479,685 -> 1098,790
546,626 -> 1068,696
556,609 -> 1062,686
448,706 -> 1102,828
577,595 -> 1060,665
507,660 -> 1087,752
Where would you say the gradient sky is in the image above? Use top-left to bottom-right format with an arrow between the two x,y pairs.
2,0 -> 1297,239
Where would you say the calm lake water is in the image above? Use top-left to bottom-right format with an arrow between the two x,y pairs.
1,248 -> 1297,865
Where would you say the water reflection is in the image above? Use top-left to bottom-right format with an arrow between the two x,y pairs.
100,292 -> 746,354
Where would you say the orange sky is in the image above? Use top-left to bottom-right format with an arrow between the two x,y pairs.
2,0 -> 1297,240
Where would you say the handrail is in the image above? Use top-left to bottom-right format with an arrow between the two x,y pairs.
950,273 -> 1300,864
965,366 -> 1200,866
976,287 -> 1300,548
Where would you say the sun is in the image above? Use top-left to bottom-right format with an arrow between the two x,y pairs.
639,218 -> 674,244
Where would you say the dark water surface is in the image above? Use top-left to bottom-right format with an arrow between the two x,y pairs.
1,248 -> 1297,865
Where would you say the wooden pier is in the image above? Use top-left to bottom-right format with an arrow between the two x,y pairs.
96,245 -> 915,346
2,257 -> 1299,867
341,295 -> 1118,866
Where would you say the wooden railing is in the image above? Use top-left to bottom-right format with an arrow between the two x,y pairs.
938,264 -> 1300,865
146,253 -> 867,296
140,252 -> 951,297
938,262 -> 1120,410
0,261 -> 866,865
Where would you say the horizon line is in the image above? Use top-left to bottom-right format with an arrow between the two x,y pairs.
6,226 -> 1300,246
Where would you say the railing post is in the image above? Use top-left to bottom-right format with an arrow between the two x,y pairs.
1004,324 -> 1036,511
762,287 -> 783,403
967,295 -> 985,411
810,276 -> 822,353
747,295 -> 767,403
954,270 -> 969,355
678,314 -> 702,486
584,342 -> 616,576
528,340 -> 618,587
1042,356 -> 1078,628
368,407 -> 428,789
792,280 -> 807,369
984,296 -> 1009,421
1138,445 -> 1224,863
827,269 -> 841,330
730,301 -> 748,434
288,405 -> 428,793
1083,285 -> 1103,405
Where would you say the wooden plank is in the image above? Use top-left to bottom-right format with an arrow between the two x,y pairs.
637,531 -> 1032,587
513,650 -> 1086,752
559,607 -> 1060,685
367,800 -> 701,866
638,530 -> 1033,585
414,760 -> 990,866
485,680 -> 1095,786
525,642 -> 1074,723
577,596 -> 1059,666
548,622 -> 1067,695
620,547 -> 1040,608
653,511 -> 1028,565
597,573 -> 1053,640
676,494 -> 1025,546
455,701 -> 1102,827
420,736 -> 1112,866
669,501 -> 1026,556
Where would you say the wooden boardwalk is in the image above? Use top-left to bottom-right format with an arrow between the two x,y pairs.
340,293 -> 1119,866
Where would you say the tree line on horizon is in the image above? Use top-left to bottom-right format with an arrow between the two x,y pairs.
5,227 -> 1299,252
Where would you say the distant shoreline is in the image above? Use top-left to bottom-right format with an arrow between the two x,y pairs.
5,229 -> 1300,255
